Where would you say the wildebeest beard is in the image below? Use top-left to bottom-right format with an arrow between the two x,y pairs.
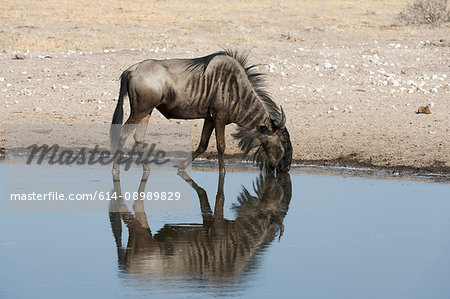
233,126 -> 292,173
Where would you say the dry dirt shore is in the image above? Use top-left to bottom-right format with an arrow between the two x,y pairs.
0,0 -> 449,174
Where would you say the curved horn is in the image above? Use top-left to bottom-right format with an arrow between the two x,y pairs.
273,106 -> 286,128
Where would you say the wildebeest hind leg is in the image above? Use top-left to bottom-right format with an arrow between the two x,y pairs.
112,113 -> 151,174
133,114 -> 151,172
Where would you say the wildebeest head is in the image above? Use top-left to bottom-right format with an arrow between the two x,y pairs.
255,107 -> 293,173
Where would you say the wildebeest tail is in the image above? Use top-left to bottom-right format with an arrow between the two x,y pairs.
110,71 -> 129,152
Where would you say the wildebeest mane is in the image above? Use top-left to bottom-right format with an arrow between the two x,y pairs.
185,49 -> 282,120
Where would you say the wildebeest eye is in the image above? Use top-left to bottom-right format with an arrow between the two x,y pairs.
257,125 -> 273,135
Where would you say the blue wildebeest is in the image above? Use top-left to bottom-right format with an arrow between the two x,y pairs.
110,50 -> 292,173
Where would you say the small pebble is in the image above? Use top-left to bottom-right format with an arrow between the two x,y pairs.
15,53 -> 26,60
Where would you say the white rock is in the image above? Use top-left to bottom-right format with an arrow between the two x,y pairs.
0,77 -> 4,82
392,80 -> 400,86
33,107 -> 42,112
6,83 -> 12,87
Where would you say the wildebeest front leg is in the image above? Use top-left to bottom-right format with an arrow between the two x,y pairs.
178,118 -> 214,170
214,120 -> 226,173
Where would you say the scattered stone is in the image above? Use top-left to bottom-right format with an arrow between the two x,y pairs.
14,53 -> 26,60
33,107 -> 42,112
417,105 -> 431,114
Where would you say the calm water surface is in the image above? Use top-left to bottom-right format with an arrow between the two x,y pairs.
1,165 -> 449,299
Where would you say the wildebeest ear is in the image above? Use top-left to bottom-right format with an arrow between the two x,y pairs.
257,125 -> 273,135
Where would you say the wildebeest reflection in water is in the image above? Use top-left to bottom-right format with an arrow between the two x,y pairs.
109,171 -> 291,285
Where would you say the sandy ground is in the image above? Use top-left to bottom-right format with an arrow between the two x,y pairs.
0,0 -> 449,173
